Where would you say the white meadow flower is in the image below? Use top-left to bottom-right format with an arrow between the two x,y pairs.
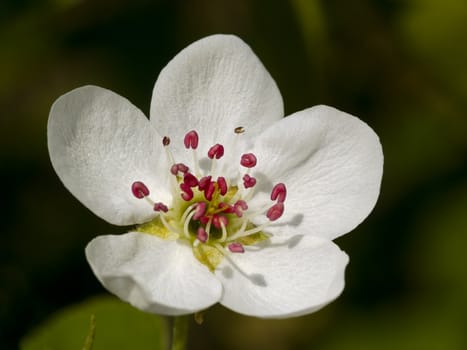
48,35 -> 383,318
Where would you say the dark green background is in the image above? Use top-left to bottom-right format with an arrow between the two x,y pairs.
1,0 -> 466,349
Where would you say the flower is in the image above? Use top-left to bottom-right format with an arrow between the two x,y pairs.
47,35 -> 383,318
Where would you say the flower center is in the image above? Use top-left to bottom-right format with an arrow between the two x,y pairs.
131,129 -> 287,271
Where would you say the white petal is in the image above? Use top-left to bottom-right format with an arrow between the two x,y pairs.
86,232 -> 222,315
249,105 -> 383,240
150,34 -> 283,173
216,235 -> 348,318
48,86 -> 171,226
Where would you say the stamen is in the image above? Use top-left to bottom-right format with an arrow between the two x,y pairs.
271,183 -> 287,203
170,163 -> 189,176
229,222 -> 271,241
131,181 -> 150,198
219,219 -> 228,242
183,173 -> 199,187
218,202 -> 234,214
217,177 -> 227,195
228,126 -> 245,176
204,181 -> 215,201
234,126 -> 245,134
237,219 -> 249,238
206,217 -> 213,237
144,196 -> 155,207
266,202 -> 285,221
242,174 -> 256,189
243,203 -> 272,220
153,202 -> 168,212
136,130 -> 289,268
162,136 -> 177,192
233,200 -> 248,217
228,242 -> 245,253
236,200 -> 248,210
214,243 -> 227,255
207,144 -> 224,176
212,215 -> 228,230
198,176 -> 212,191
178,163 -> 189,173
193,202 -> 207,220
197,227 -> 208,243
208,144 -> 224,159
183,210 -> 196,238
159,214 -> 181,237
180,182 -> 194,201
200,216 -> 210,225
193,150 -> 200,176
183,131 -> 201,175
181,203 -> 197,224
240,153 -> 257,168
184,130 -> 199,149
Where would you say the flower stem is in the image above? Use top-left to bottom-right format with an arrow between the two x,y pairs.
171,315 -> 189,350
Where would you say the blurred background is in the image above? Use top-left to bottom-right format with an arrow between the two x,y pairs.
1,0 -> 467,349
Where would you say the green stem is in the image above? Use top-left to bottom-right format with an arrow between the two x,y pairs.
171,315 -> 189,350
82,314 -> 96,350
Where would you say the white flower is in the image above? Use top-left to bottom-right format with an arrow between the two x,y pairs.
47,35 -> 383,318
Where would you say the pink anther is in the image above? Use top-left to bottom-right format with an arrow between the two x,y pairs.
193,202 -> 207,220
217,176 -> 227,195
178,163 -> 189,173
170,164 -> 179,175
207,144 -> 224,159
198,176 -> 212,191
162,136 -> 170,146
197,227 -> 208,243
233,200 -> 248,217
236,200 -> 248,210
200,216 -> 210,225
204,181 -> 215,201
180,182 -> 194,201
266,202 -> 284,221
240,153 -> 257,168
271,183 -> 287,203
171,163 -> 189,175
239,200 -> 249,211
228,242 -> 245,253
218,202 -> 234,213
183,173 -> 199,187
212,215 -> 228,229
184,130 -> 199,149
243,174 -> 257,188
153,202 -> 168,213
131,181 -> 150,198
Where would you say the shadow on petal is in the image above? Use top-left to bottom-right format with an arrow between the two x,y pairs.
220,261 -> 268,287
251,172 -> 274,194
287,234 -> 304,248
250,273 -> 267,287
198,157 -> 210,172
256,234 -> 304,250
271,213 -> 304,228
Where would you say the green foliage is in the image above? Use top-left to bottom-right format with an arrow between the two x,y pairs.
20,296 -> 167,350
401,0 -> 467,99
